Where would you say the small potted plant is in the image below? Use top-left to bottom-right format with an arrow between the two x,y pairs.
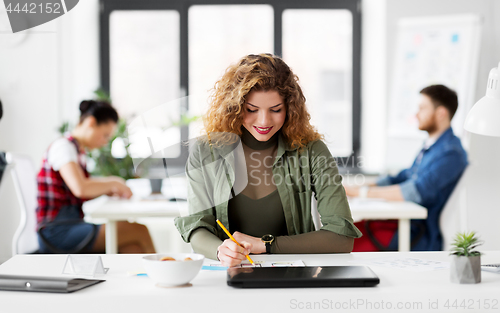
450,231 -> 483,284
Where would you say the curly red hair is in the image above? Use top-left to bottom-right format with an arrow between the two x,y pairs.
203,53 -> 323,149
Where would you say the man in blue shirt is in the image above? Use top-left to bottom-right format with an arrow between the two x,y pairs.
345,85 -> 468,251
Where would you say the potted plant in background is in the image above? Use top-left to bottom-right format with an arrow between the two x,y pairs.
87,116 -> 136,180
58,89 -> 200,190
450,231 -> 483,284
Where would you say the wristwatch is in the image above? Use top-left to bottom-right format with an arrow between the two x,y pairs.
261,234 -> 274,254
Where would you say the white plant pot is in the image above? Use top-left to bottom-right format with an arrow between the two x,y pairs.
450,255 -> 481,284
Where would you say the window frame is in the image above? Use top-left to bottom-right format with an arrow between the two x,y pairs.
100,0 -> 362,170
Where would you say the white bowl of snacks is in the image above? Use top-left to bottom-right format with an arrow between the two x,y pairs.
142,253 -> 204,287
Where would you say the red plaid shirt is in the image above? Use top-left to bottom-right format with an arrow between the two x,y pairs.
36,135 -> 89,229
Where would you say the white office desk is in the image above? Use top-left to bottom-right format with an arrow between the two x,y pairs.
83,178 -> 185,254
348,198 -> 427,251
85,196 -> 426,254
1,252 -> 499,313
84,195 -> 181,254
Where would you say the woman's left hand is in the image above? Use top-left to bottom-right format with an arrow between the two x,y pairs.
232,232 -> 266,254
343,185 -> 359,197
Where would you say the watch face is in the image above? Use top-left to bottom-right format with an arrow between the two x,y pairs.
262,234 -> 274,242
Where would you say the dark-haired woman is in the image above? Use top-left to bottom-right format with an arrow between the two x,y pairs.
36,100 -> 156,253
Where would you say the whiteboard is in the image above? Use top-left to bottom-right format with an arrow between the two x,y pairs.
388,15 -> 482,139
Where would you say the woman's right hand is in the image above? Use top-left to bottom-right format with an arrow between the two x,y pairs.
109,179 -> 133,199
217,239 -> 252,267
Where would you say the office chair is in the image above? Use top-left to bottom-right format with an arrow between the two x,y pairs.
8,153 -> 97,255
7,153 -> 39,255
439,166 -> 470,251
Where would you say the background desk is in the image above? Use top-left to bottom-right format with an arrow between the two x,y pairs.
84,196 -> 180,254
86,197 -> 426,254
1,252 -> 499,313
349,198 -> 427,251
84,179 -> 427,254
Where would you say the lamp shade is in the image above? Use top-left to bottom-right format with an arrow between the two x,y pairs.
464,62 -> 500,136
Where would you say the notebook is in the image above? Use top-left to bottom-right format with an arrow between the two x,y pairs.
0,275 -> 105,293
227,266 -> 380,288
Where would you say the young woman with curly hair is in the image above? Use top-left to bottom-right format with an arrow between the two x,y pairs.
175,53 -> 361,266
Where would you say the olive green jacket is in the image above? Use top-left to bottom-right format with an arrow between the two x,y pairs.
174,133 -> 362,242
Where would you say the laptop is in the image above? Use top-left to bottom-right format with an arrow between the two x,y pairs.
227,266 -> 380,288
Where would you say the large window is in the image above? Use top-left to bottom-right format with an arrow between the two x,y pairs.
100,0 -> 361,171
110,10 -> 181,159
188,4 -> 274,138
283,9 -> 353,157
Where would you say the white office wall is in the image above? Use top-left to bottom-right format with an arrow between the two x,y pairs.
0,167 -> 19,263
360,0 -> 387,173
58,0 -> 101,124
382,0 -> 500,171
0,1 -> 99,165
464,134 -> 500,250
495,0 -> 500,56
0,9 -> 59,259
0,21 -> 59,164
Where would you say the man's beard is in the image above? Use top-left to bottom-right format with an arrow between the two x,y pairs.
421,118 -> 438,134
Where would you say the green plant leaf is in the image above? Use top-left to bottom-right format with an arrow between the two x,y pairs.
57,121 -> 71,135
94,88 -> 112,102
449,231 -> 483,256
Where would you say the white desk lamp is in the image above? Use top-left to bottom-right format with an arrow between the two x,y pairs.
464,61 -> 500,136
460,61 -> 500,251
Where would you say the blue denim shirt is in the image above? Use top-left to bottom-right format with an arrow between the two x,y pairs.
376,127 -> 468,251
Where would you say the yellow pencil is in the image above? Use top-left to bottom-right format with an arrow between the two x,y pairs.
216,219 -> 255,265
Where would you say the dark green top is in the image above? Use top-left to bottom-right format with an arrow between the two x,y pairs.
227,128 -> 288,238
228,190 -> 288,238
174,128 -> 362,260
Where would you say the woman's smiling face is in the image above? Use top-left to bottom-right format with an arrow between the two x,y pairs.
242,90 -> 287,141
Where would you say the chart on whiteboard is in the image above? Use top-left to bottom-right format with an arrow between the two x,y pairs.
388,15 -> 482,139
